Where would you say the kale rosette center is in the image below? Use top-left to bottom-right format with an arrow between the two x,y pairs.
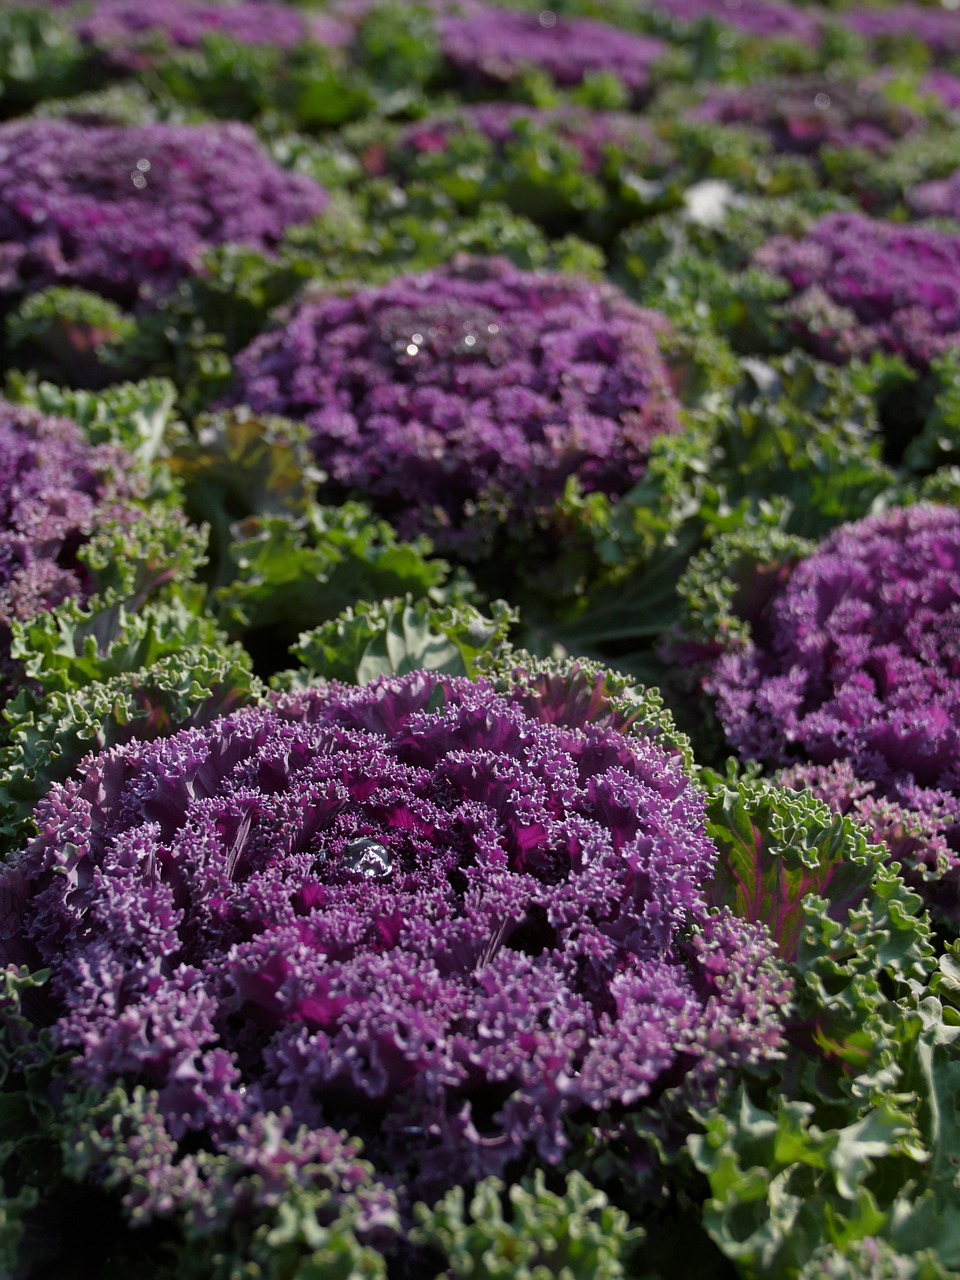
1,672 -> 787,1196
229,258 -> 682,555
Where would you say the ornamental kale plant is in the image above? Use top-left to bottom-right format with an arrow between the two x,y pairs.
228,257 -> 682,559
0,398 -> 143,705
693,77 -> 923,159
437,8 -> 667,98
71,0 -> 349,68
695,505 -> 960,915
754,213 -> 960,367
909,170 -> 960,222
0,120 -> 328,308
0,670 -> 790,1242
925,70 -> 960,115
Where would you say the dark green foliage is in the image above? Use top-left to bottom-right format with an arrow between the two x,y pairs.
529,352 -> 894,686
0,9 -> 94,116
213,505 -> 458,666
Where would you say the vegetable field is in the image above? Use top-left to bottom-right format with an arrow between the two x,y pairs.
1,1 -> 960,1276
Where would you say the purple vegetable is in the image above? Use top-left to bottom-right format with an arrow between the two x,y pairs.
754,212 -> 960,366
72,0 -> 350,67
0,399 -> 142,702
228,257 -> 682,556
0,671 -> 789,1202
777,759 -> 960,917
437,8 -> 666,96
0,120 -> 328,306
707,505 -> 960,902
844,4 -> 960,60
924,69 -> 960,114
909,170 -> 960,221
693,77 -> 922,157
651,0 -> 822,45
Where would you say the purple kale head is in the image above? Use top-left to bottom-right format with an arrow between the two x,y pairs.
72,0 -> 349,68
707,505 -> 960,907
0,120 -> 328,307
227,257 -> 683,557
0,399 -> 142,701
843,4 -> 960,59
437,8 -> 666,97
394,102 -> 662,176
924,69 -> 960,115
0,670 -> 789,1203
693,77 -> 922,157
753,212 -> 960,367
909,170 -> 960,221
651,0 -> 822,45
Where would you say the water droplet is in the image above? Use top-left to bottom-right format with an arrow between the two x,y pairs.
539,8 -> 557,26
487,323 -> 499,334
463,334 -> 476,347
342,839 -> 393,879
131,171 -> 147,189
814,92 -> 831,110
406,343 -> 419,356
136,158 -> 151,172
411,332 -> 424,344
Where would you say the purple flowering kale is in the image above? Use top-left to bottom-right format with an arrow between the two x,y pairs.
706,505 -> 960,907
0,399 -> 141,702
753,212 -> 960,366
693,78 -> 922,157
0,120 -> 328,307
393,103 -> 664,175
843,4 -> 960,60
909,170 -> 960,221
228,257 -> 682,556
650,0 -> 822,45
72,0 -> 349,64
0,670 -> 789,1205
925,69 -> 960,115
437,8 -> 666,97
776,760 -> 960,918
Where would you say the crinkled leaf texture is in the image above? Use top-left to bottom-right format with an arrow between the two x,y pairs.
412,1170 -> 641,1280
0,670 -> 788,1233
691,766 -> 959,1278
687,505 -> 960,918
290,595 -> 517,686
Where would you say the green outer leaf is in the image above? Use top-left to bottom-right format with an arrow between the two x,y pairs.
290,596 -> 516,685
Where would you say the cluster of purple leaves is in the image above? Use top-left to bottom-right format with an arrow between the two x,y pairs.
393,103 -> 664,176
925,69 -> 960,115
693,77 -> 923,157
650,0 -> 822,45
707,505 -> 960,905
228,257 -> 682,556
70,0 -> 349,68
0,400 -> 141,701
0,120 -> 328,307
909,171 -> 960,222
754,212 -> 960,367
437,8 -> 666,96
843,4 -> 960,59
777,760 -> 960,919
0,670 -> 789,1206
